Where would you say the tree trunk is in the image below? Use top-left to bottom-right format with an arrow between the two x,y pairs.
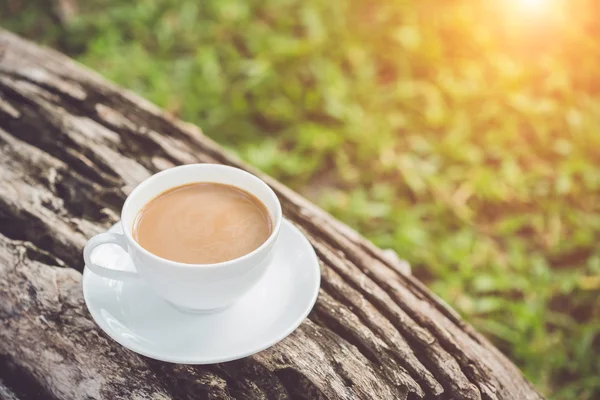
0,29 -> 544,400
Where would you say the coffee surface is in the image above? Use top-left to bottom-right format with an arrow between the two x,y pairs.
133,183 -> 272,264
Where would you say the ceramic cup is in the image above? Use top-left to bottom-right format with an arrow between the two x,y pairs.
83,164 -> 282,313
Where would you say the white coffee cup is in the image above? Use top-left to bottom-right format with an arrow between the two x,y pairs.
83,164 -> 282,313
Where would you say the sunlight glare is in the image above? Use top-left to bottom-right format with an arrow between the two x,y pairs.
521,0 -> 547,9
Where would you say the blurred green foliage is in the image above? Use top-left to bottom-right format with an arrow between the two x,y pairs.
3,0 -> 600,398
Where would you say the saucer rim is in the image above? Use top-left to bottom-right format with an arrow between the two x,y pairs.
82,218 -> 321,364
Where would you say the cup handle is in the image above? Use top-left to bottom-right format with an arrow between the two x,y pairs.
83,232 -> 139,281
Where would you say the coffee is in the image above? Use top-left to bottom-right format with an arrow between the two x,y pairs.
133,182 -> 272,264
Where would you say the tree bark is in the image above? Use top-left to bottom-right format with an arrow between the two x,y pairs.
0,29 -> 544,400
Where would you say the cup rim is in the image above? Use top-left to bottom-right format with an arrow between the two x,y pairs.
121,164 -> 283,269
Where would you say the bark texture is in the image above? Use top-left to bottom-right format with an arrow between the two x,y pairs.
0,29 -> 544,400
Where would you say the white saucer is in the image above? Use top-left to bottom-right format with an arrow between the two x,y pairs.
82,219 -> 320,364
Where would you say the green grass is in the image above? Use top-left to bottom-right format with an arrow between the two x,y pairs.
3,0 -> 600,398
